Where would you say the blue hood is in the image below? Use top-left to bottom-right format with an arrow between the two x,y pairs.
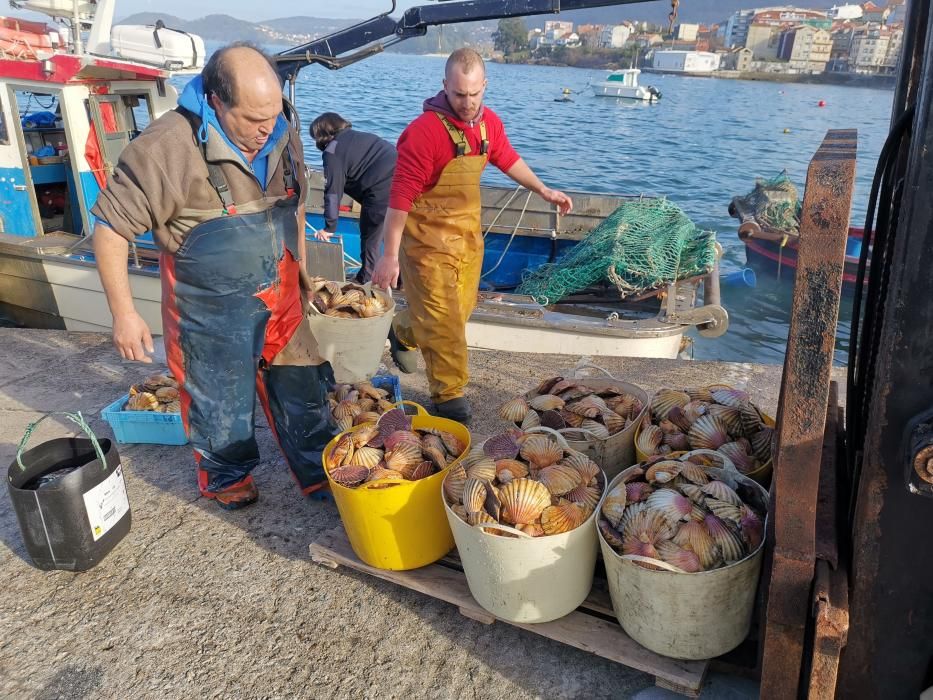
178,74 -> 288,168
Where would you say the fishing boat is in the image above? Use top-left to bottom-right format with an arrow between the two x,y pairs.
0,0 -> 727,360
591,69 -> 661,102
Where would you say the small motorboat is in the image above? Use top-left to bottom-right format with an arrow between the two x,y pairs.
591,69 -> 661,102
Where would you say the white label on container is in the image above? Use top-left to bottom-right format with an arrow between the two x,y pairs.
83,465 -> 130,542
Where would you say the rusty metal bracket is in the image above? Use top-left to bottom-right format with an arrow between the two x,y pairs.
759,129 -> 857,698
903,408 -> 933,496
807,559 -> 850,699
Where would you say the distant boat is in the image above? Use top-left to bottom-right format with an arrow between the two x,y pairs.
592,69 -> 661,102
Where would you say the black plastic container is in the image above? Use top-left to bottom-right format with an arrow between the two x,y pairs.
7,414 -> 132,571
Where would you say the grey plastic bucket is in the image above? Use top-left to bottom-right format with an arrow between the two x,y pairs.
599,466 -> 768,660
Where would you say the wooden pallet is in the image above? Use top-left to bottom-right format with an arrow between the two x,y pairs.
309,526 -> 709,697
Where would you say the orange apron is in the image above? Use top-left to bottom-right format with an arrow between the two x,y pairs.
396,114 -> 488,403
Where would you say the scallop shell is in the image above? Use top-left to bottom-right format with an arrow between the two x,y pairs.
354,411 -> 381,426
367,467 -> 404,483
484,484 -> 502,520
518,522 -> 545,538
483,432 -> 521,461
645,460 -> 682,484
647,488 -> 694,525
126,391 -> 159,411
407,460 -> 434,481
550,379 -> 581,395
739,402 -> 764,437
351,425 -> 380,448
680,483 -> 707,505
434,430 -> 466,458
679,461 -> 711,485
600,483 -> 628,528
336,415 -> 354,432
160,399 -> 181,413
635,425 -> 664,456
530,394 -> 565,412
750,427 -> 774,464
651,389 -> 691,420
463,478 -> 488,514
701,480 -> 743,507
349,446 -> 384,468
377,407 -> 412,435
444,464 -> 467,504
519,434 -> 563,469
704,514 -> 746,562
520,411 -> 541,430
565,484 -> 602,510
598,518 -> 625,548
609,394 -> 639,419
683,400 -> 710,425
625,481 -> 655,503
656,541 -> 702,573
468,510 -> 497,527
666,406 -> 693,432
622,507 -> 673,545
562,453 -> 600,484
685,386 -> 713,402
496,459 -> 529,482
155,386 -> 179,401
384,430 -> 422,452
540,501 -> 587,535
560,410 -> 585,428
539,409 -> 567,430
707,404 -> 743,436
687,414 -> 731,451
578,419 -> 611,440
385,442 -> 423,473
566,396 -> 603,419
710,387 -> 750,408
329,433 -> 354,467
499,478 -> 551,525
422,434 -> 449,470
673,520 -> 720,570
330,464 -> 369,488
718,441 -> 756,473
707,500 -> 743,524
466,457 -> 497,483
451,504 -> 469,521
333,400 -> 361,421
662,432 -> 691,452
739,506 -> 764,551
536,464 -> 582,496
533,376 -> 563,395
324,309 -> 355,319
356,382 -> 387,400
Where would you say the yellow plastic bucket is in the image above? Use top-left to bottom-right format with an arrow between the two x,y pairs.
635,388 -> 775,487
323,401 -> 469,570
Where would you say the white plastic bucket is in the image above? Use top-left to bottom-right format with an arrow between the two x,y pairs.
599,466 -> 768,660
443,431 -> 604,623
303,284 -> 395,384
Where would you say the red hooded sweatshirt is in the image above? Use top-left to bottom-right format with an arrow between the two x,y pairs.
388,91 -> 521,212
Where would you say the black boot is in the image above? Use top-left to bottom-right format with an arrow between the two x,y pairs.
388,326 -> 418,374
433,397 -> 471,425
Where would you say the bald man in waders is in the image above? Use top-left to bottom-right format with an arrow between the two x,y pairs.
372,48 -> 573,425
92,43 -> 337,508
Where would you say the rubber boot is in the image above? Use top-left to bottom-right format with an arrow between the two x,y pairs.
433,396 -> 471,426
388,326 -> 419,374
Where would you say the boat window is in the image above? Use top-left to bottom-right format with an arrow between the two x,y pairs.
0,106 -> 8,145
86,93 -> 152,176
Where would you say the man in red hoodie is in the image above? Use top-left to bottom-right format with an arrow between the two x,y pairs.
371,48 -> 572,425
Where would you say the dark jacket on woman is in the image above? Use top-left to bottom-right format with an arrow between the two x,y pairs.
322,128 -> 397,233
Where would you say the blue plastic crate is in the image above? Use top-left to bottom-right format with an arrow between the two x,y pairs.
101,394 -> 188,446
370,374 -> 403,405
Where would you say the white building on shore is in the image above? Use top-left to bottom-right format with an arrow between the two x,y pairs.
652,50 -> 722,73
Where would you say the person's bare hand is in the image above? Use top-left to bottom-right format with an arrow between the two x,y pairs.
112,311 -> 154,362
371,255 -> 400,289
314,229 -> 334,242
540,187 -> 573,215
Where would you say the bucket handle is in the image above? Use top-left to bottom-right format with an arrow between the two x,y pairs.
620,553 -> 688,574
16,411 -> 107,472
568,362 -> 618,381
473,522 -> 535,539
395,400 -> 429,417
557,426 -> 608,442
681,449 -> 738,472
523,425 -> 570,448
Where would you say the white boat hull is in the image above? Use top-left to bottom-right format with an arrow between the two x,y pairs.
592,84 -> 659,101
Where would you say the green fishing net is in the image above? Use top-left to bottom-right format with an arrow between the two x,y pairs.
515,197 -> 718,303
744,171 -> 802,232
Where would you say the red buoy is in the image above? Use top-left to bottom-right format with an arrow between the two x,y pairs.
818,100 -> 827,107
